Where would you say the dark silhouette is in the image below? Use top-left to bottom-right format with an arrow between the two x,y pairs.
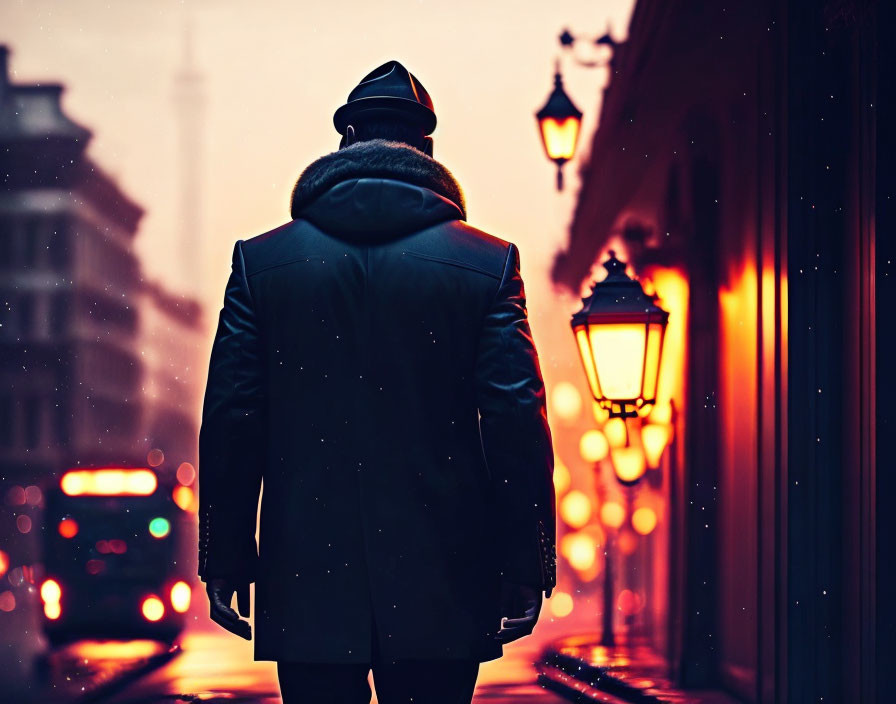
198,60 -> 556,703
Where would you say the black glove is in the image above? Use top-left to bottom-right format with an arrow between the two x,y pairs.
206,577 -> 252,640
493,580 -> 543,644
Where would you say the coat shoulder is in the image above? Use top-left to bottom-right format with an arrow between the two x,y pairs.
408,220 -> 514,281
237,219 -> 322,277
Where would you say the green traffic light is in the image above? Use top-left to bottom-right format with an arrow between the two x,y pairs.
148,516 -> 171,538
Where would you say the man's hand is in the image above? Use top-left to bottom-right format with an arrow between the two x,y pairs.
207,578 -> 252,640
493,580 -> 543,644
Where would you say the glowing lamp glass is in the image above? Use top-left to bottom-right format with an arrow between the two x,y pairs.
141,596 -> 165,622
539,116 -> 580,162
148,517 -> 171,539
170,581 -> 191,613
571,252 -> 669,419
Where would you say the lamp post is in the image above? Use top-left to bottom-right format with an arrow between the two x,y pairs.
571,251 -> 670,419
535,63 -> 582,191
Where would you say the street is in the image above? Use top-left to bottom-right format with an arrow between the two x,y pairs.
99,624 -> 570,703
40,590 -> 588,704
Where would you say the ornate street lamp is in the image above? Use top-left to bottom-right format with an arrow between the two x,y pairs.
571,251 -> 670,419
535,63 -> 582,191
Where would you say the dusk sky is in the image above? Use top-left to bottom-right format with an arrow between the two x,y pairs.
2,0 -> 634,391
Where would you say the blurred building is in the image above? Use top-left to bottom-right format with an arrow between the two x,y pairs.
139,279 -> 204,473
0,44 -> 204,646
542,0 -> 891,702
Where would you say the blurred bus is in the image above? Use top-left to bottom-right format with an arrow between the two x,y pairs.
40,467 -> 194,646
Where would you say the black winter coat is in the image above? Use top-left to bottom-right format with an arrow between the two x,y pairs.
197,139 -> 556,664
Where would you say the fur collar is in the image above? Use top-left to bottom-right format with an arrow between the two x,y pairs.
290,139 -> 466,220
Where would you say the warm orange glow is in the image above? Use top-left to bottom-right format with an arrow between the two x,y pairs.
172,485 -> 195,512
69,639 -> 166,660
551,381 -> 583,422
603,418 -> 628,448
553,460 -> 571,495
58,517 -> 79,539
176,462 -> 196,486
40,579 -> 61,604
549,591 -> 574,618
170,581 -> 192,613
600,501 -> 626,529
560,490 -> 592,529
641,423 -> 671,468
579,429 -> 609,463
539,116 -> 580,161
611,446 -> 646,483
631,506 -> 658,535
61,468 -> 157,496
0,550 -> 8,578
645,269 -> 688,425
141,595 -> 165,622
44,601 -> 61,620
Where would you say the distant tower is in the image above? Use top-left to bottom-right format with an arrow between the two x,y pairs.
173,21 -> 205,296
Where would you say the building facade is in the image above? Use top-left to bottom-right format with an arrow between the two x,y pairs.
547,1 -> 891,702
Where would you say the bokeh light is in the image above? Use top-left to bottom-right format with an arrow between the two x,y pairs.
611,446 -> 647,484
141,595 -> 165,622
579,429 -> 609,463
148,517 -> 171,539
563,532 -> 596,570
549,591 -> 574,618
553,459 -> 571,495
600,500 -> 626,529
58,517 -> 79,539
560,490 -> 592,529
170,581 -> 192,613
176,462 -> 196,486
551,381 -> 583,422
632,506 -> 658,535
603,418 -> 628,448
147,448 -> 165,467
173,485 -> 195,512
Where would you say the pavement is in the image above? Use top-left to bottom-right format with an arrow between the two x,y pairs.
95,623 -> 572,703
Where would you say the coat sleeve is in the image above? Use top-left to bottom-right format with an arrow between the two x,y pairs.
474,242 -> 557,597
197,239 -> 266,583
